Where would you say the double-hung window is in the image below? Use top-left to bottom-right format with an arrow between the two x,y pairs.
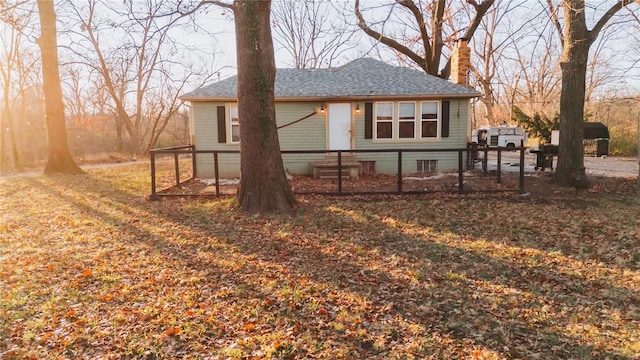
229,105 -> 240,143
375,102 -> 393,139
420,101 -> 439,138
398,102 -> 416,139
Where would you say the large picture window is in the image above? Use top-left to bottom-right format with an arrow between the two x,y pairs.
420,101 -> 439,138
398,102 -> 416,139
375,102 -> 393,139
229,105 -> 240,143
371,101 -> 441,141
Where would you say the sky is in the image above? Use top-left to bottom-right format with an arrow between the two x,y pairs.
185,0 -> 640,96
185,1 -> 359,79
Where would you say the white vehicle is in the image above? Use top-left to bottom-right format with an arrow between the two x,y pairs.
472,126 -> 527,149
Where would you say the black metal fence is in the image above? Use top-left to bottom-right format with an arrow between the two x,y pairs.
149,145 -> 526,199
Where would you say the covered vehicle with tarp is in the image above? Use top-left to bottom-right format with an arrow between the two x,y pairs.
583,122 -> 609,157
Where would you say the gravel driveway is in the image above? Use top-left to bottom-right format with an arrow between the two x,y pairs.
487,151 -> 639,178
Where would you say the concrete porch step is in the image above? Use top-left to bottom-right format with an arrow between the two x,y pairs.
310,158 -> 361,179
317,168 -> 354,180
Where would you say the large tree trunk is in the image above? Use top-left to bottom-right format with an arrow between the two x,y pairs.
234,0 -> 296,214
555,0 -> 589,184
36,0 -> 83,175
551,0 -> 637,184
556,51 -> 588,183
115,114 -> 124,153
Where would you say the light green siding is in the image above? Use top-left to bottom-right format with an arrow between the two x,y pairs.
191,101 -> 327,178
191,98 -> 471,178
276,102 -> 327,174
354,98 -> 471,174
191,102 -> 240,178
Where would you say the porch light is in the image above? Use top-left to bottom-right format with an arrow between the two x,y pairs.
320,105 -> 325,114
356,104 -> 360,114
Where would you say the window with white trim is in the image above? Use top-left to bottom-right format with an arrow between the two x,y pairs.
229,105 -> 240,143
398,102 -> 416,139
420,101 -> 439,138
375,102 -> 393,139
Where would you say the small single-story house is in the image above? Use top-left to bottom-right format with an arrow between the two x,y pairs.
180,40 -> 481,178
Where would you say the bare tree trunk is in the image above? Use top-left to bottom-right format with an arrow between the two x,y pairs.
478,78 -> 495,124
1,83 -> 13,172
555,0 -> 589,183
36,0 -> 83,175
549,0 -> 636,184
556,51 -> 588,182
6,112 -> 23,171
234,0 -> 296,214
115,114 -> 124,152
0,112 -> 8,173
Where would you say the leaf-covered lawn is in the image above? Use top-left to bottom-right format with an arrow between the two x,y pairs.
1,164 -> 639,359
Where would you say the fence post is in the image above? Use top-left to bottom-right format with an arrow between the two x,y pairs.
191,145 -> 196,179
338,151 -> 342,195
497,148 -> 502,184
483,147 -> 488,174
519,146 -> 525,193
214,152 -> 220,197
458,150 -> 464,193
174,152 -> 180,186
397,151 -> 403,193
150,151 -> 157,199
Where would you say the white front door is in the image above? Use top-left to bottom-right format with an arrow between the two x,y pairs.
328,103 -> 352,150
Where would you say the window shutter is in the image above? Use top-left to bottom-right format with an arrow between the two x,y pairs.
217,106 -> 226,143
441,100 -> 450,138
364,102 -> 373,139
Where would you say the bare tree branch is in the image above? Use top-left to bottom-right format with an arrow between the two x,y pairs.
589,0 -> 635,45
544,0 -> 564,46
354,0 -> 427,71
355,0 -> 494,79
272,0 -> 357,68
61,0 -> 222,156
396,0 -> 435,72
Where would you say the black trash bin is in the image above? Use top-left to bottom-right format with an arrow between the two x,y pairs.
596,138 -> 609,157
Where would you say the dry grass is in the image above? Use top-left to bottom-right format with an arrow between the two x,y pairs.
1,163 -> 639,359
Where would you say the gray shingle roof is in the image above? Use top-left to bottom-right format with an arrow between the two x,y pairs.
181,58 -> 481,100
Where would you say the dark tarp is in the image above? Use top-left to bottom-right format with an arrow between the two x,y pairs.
584,122 -> 609,139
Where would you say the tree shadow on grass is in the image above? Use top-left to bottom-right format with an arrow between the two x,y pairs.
16,173 -> 639,358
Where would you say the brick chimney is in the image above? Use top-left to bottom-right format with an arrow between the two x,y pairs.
450,37 -> 471,87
